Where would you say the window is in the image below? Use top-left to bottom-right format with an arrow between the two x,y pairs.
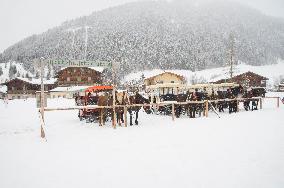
73,69 -> 76,73
171,81 -> 175,83
77,77 -> 81,82
261,80 -> 266,85
88,77 -> 92,81
67,77 -> 70,82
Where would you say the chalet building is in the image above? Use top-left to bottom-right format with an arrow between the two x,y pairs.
214,71 -> 269,88
55,67 -> 103,86
49,85 -> 89,99
144,72 -> 186,86
1,78 -> 56,99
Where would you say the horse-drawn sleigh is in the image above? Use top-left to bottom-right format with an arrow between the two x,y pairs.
75,85 -> 150,126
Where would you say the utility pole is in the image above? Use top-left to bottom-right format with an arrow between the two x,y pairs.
229,33 -> 235,79
112,61 -> 116,129
40,57 -> 46,139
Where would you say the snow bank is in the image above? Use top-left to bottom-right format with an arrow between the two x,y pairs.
0,94 -> 283,188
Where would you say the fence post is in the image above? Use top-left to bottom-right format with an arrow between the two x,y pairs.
124,106 -> 127,127
277,97 -> 280,108
172,103 -> 175,121
260,98 -> 262,109
237,99 -> 240,112
205,100 -> 209,117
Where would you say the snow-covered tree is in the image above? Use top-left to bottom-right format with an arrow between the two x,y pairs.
9,65 -> 17,79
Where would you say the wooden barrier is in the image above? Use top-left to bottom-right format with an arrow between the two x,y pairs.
124,106 -> 127,127
263,97 -> 280,108
38,110 -> 47,141
172,103 -> 175,121
42,96 -> 280,128
205,100 -> 209,117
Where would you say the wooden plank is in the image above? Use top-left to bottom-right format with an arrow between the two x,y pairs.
205,100 -> 209,117
124,106 -> 127,127
172,103 -> 175,121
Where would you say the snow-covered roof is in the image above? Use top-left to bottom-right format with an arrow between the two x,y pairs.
16,77 -> 57,85
60,67 -> 104,73
144,71 -> 186,81
50,86 -> 89,92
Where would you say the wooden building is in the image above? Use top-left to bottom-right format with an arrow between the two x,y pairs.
55,67 -> 103,86
1,78 -> 56,99
144,72 -> 186,86
214,71 -> 268,88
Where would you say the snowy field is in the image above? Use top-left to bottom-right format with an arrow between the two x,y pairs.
0,92 -> 284,188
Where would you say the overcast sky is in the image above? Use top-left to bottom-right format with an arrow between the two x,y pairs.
0,0 -> 283,53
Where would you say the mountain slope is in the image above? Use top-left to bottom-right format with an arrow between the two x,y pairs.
1,0 -> 284,76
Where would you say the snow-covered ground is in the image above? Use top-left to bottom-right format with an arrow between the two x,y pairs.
124,60 -> 284,88
0,92 -> 284,188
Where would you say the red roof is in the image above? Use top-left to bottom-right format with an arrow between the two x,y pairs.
84,85 -> 113,93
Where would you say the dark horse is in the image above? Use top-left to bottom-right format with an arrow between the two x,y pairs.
128,92 -> 149,125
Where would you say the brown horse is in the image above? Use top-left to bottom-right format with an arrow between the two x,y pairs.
115,91 -> 129,126
97,93 -> 113,126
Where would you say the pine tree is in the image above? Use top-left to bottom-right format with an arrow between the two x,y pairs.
35,71 -> 40,79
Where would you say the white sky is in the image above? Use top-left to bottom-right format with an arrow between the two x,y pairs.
0,0 -> 283,53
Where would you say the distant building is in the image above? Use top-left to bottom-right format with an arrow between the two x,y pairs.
55,67 -> 103,86
1,77 -> 56,99
144,72 -> 186,86
49,86 -> 89,99
214,71 -> 269,88
279,83 -> 284,92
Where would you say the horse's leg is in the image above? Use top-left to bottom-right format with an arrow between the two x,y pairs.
193,105 -> 196,118
99,110 -> 102,126
121,111 -> 124,123
103,109 -> 106,125
117,112 -> 121,126
135,110 -> 139,125
129,110 -> 133,126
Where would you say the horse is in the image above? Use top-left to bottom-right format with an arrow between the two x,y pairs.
115,91 -> 129,126
97,93 -> 113,126
175,93 -> 188,118
158,94 -> 177,115
186,90 -> 207,118
128,92 -> 149,125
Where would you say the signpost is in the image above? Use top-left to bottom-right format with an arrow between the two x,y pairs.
45,59 -> 112,68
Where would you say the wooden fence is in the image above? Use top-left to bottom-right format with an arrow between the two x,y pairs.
43,96 -> 281,128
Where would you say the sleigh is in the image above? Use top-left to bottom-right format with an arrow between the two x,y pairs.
75,85 -> 113,122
